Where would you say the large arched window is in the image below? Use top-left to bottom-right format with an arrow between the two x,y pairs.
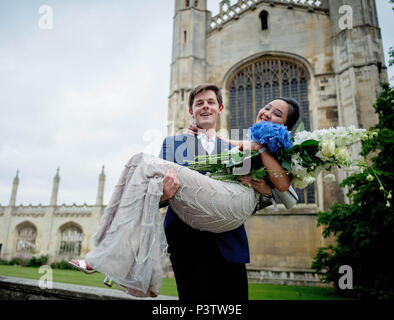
59,223 -> 83,256
228,56 -> 314,204
16,222 -> 37,254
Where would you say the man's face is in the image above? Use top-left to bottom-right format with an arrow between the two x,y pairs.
189,90 -> 223,130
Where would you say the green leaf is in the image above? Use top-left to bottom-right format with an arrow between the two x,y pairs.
281,159 -> 292,172
251,167 -> 267,181
300,139 -> 320,147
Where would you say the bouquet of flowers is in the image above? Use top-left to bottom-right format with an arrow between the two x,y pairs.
186,121 -> 376,189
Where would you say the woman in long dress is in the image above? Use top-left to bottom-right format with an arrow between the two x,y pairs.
69,98 -> 300,297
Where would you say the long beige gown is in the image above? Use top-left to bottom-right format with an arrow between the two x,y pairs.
85,152 -> 258,297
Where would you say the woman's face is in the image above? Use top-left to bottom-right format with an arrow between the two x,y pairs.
256,99 -> 289,125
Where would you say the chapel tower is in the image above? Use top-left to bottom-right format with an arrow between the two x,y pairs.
328,0 -> 387,129
168,0 -> 209,135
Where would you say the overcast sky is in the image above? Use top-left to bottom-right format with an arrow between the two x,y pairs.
0,0 -> 393,206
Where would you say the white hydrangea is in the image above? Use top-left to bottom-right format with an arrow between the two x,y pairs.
335,146 -> 351,164
291,153 -> 308,177
295,126 -> 368,148
293,130 -> 318,145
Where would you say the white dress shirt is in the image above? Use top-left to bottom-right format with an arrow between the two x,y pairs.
197,132 -> 216,155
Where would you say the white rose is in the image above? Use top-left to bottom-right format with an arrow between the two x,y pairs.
320,139 -> 336,158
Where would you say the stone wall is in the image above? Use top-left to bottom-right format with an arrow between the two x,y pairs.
245,206 -> 336,271
0,276 -> 176,300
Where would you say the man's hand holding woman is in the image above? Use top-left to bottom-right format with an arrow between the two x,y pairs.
160,168 -> 180,203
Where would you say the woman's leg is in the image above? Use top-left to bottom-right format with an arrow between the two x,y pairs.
85,153 -> 168,296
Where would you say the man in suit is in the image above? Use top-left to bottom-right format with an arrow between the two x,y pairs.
158,84 -> 272,300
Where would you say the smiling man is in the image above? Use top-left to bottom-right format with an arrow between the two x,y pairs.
158,84 -> 251,301
190,88 -> 223,132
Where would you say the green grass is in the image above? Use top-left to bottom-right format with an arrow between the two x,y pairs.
248,282 -> 348,300
0,265 -> 350,300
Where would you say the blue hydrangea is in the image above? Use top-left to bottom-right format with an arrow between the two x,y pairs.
248,121 -> 293,152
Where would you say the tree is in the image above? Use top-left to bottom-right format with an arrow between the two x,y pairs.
312,83 -> 394,300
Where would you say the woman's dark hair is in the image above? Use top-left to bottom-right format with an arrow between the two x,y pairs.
276,97 -> 300,131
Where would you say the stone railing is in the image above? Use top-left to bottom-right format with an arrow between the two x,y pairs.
54,203 -> 92,217
0,276 -> 177,300
209,0 -> 328,31
12,204 -> 46,217
247,266 -> 331,287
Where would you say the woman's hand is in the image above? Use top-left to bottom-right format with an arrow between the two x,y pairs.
188,121 -> 205,136
239,141 -> 264,152
239,176 -> 272,196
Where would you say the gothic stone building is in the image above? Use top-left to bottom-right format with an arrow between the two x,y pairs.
167,0 -> 388,282
0,0 -> 389,285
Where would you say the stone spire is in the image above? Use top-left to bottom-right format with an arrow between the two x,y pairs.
169,0 -> 208,135
96,165 -> 105,206
49,168 -> 60,206
8,170 -> 19,206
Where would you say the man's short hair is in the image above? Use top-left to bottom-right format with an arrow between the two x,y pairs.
188,84 -> 223,111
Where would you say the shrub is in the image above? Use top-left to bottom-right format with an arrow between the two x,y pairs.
0,259 -> 9,266
8,258 -> 25,266
25,254 -> 49,267
50,260 -> 74,270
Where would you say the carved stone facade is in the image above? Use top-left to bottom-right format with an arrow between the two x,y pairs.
168,0 -> 388,272
0,169 -> 106,262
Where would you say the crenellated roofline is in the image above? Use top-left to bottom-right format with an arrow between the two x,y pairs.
208,0 -> 329,32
